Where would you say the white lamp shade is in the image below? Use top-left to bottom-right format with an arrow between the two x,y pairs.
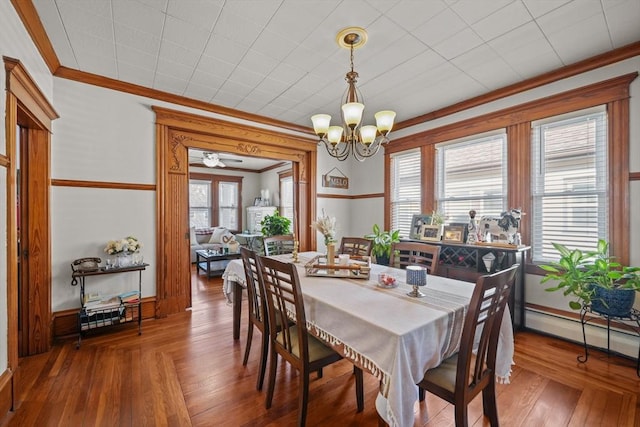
327,126 -> 343,144
360,125 -> 377,144
375,110 -> 396,134
342,102 -> 364,127
311,114 -> 331,136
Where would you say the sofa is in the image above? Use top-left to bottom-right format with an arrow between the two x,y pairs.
190,226 -> 237,263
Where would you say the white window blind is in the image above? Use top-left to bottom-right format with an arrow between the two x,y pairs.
531,110 -> 608,262
435,133 -> 507,223
189,180 -> 211,228
390,149 -> 421,237
218,181 -> 239,230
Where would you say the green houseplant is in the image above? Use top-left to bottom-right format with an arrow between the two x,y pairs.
365,224 -> 400,266
260,210 -> 291,237
540,239 -> 640,316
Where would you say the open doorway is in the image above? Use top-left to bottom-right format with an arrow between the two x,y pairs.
186,148 -> 294,305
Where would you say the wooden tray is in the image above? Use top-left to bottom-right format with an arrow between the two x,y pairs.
305,255 -> 371,279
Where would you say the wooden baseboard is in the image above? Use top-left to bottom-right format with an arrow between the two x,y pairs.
52,297 -> 156,338
0,369 -> 14,422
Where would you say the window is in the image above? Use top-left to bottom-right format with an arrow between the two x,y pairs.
189,180 -> 211,228
435,133 -> 507,223
531,109 -> 608,262
390,149 -> 421,237
218,181 -> 239,230
189,174 -> 243,231
279,171 -> 294,225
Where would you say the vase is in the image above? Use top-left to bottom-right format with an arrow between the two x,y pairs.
326,243 -> 336,265
117,252 -> 133,268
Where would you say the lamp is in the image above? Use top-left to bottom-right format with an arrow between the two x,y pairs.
406,265 -> 427,298
311,27 -> 396,162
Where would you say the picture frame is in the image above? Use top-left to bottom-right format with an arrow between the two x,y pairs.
447,222 -> 469,243
442,225 -> 466,244
253,197 -> 262,206
419,224 -> 442,242
410,214 -> 432,240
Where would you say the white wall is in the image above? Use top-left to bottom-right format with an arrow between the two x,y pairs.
0,0 -> 56,376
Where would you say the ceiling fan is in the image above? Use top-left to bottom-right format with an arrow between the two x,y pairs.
200,152 -> 243,168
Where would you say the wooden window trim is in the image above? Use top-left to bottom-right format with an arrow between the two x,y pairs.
385,72 -> 637,268
189,172 -> 243,232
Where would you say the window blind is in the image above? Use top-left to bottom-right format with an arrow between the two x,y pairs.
435,134 -> 507,223
390,149 -> 421,237
189,180 -> 211,228
218,181 -> 239,230
280,175 -> 294,224
531,110 -> 608,262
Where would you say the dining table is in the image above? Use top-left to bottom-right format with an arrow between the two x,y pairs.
222,252 -> 514,427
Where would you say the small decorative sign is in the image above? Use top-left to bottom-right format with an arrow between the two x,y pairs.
322,167 -> 349,189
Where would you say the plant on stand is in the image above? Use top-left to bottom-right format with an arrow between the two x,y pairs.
365,224 -> 400,266
260,210 -> 291,237
540,238 -> 640,317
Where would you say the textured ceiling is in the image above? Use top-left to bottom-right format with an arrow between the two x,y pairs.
32,0 -> 640,130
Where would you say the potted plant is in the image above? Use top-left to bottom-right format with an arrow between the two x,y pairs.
260,211 -> 291,237
540,239 -> 640,317
365,224 -> 400,266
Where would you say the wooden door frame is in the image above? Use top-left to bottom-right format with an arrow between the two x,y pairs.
3,57 -> 58,413
154,106 -> 317,318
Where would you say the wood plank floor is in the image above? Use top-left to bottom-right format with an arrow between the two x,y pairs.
2,267 -> 639,426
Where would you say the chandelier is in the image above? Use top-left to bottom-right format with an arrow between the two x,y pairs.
311,27 -> 396,162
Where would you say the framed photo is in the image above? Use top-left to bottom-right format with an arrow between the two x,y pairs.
253,197 -> 262,206
410,214 -> 432,240
442,225 -> 466,244
419,224 -> 442,242
447,222 -> 469,243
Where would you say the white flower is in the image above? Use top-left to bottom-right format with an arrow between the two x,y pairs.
104,236 -> 142,254
311,210 -> 337,244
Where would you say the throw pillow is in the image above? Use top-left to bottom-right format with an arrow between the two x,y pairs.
209,227 -> 228,244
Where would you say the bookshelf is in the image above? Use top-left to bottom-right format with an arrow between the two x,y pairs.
71,263 -> 148,348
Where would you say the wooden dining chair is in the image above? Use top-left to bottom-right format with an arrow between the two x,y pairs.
389,241 -> 441,275
257,256 -> 364,426
339,237 -> 373,257
262,234 -> 295,256
417,264 -> 519,427
239,247 -> 269,391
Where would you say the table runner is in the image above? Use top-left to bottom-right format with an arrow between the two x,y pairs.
223,252 -> 514,427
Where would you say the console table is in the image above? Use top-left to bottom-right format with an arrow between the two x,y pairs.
71,263 -> 147,348
403,239 -> 530,329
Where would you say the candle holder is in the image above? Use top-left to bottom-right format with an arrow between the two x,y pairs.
406,265 -> 427,298
292,238 -> 299,263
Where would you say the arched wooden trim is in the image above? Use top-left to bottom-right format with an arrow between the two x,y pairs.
155,107 -> 317,317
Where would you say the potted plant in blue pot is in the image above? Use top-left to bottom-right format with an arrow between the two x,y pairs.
540,239 -> 640,317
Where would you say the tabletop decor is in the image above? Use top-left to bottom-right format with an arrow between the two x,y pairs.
406,265 -> 427,297
104,236 -> 143,267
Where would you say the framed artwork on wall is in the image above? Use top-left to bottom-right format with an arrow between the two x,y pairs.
410,214 -> 432,240
419,224 -> 441,242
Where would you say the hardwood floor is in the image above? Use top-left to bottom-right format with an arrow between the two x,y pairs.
2,267 -> 639,426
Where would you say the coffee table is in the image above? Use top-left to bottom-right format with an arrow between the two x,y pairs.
195,249 -> 241,278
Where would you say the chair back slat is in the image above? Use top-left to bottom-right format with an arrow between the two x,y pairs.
240,247 -> 265,328
457,264 -> 518,391
258,256 -> 307,363
263,235 -> 295,256
390,241 -> 441,275
339,237 -> 373,257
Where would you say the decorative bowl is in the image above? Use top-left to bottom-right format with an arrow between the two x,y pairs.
377,273 -> 398,288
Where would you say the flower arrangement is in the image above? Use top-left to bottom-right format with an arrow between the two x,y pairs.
104,236 -> 142,255
311,209 -> 337,245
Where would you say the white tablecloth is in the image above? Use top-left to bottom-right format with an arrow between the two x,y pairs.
223,252 -> 514,427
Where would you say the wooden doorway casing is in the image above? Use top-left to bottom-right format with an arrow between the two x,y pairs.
3,57 -> 58,414
154,106 -> 317,318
